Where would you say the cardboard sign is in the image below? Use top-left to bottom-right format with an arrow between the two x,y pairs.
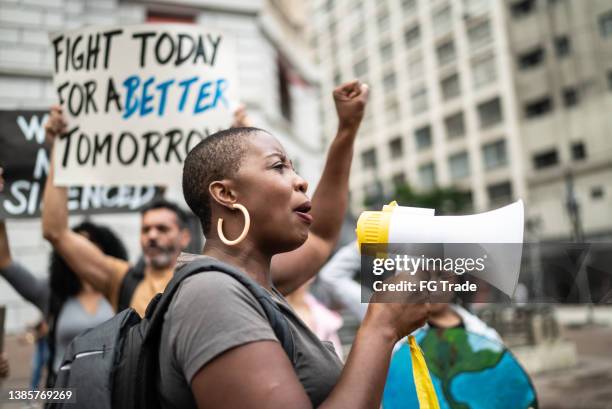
50,24 -> 238,186
0,110 -> 161,218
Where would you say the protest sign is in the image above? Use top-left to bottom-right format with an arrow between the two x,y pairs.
50,24 -> 238,186
0,110 -> 161,218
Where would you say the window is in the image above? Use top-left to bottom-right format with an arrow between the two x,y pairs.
464,0 -> 489,15
401,0 -> 416,12
467,20 -> 492,50
433,6 -> 452,37
441,73 -> 461,100
591,186 -> 604,200
351,31 -> 365,49
377,9 -> 390,32
472,54 -> 497,88
354,59 -> 368,77
392,172 -> 407,189
329,19 -> 337,36
599,10 -> 612,38
385,97 -> 400,121
364,181 -> 384,205
383,72 -> 397,92
482,139 -> 507,169
436,40 -> 456,66
554,36 -> 570,57
563,87 -> 579,107
524,96 -> 553,118
411,87 -> 428,114
510,0 -> 536,18
488,181 -> 513,205
571,142 -> 586,160
404,25 -> 421,48
518,47 -> 545,70
408,55 -> 424,78
477,97 -> 503,128
533,149 -> 559,169
449,151 -> 470,180
418,163 -> 436,189
445,112 -> 465,139
380,41 -> 393,61
325,0 -> 335,12
414,125 -> 432,150
389,137 -> 404,159
361,148 -> 377,169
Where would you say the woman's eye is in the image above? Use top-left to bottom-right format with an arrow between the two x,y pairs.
273,162 -> 286,171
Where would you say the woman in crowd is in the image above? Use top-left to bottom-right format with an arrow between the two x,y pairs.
0,168 -> 129,385
154,80 -> 430,409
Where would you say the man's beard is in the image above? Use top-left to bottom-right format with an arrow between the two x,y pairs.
144,244 -> 177,269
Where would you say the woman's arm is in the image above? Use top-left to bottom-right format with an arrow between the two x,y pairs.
191,302 -> 429,409
272,81 -> 369,295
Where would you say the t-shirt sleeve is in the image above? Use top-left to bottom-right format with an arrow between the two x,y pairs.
167,272 -> 279,383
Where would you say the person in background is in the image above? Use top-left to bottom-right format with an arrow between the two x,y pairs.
0,167 -> 129,384
285,280 -> 344,359
27,320 -> 49,389
42,80 -> 370,316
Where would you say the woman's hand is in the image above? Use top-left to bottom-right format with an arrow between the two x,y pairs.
44,105 -> 67,143
333,80 -> 369,131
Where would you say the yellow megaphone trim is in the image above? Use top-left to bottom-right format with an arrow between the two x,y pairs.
355,201 -> 397,248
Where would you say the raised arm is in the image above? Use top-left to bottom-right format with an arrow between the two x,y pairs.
271,81 -> 369,295
41,106 -> 128,301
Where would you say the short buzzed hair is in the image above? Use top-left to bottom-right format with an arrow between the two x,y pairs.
140,198 -> 189,229
183,127 -> 266,234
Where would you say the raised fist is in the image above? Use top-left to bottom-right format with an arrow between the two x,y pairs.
333,80 -> 369,131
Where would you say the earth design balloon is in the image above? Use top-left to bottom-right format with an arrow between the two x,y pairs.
383,328 -> 538,409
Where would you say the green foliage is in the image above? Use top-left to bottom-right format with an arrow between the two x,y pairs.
392,184 -> 472,215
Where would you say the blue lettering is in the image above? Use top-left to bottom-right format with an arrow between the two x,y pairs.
123,75 -> 140,119
178,76 -> 198,112
140,76 -> 155,116
156,78 -> 175,116
213,78 -> 229,108
194,80 -> 213,114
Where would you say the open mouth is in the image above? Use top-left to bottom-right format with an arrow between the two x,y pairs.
293,201 -> 313,224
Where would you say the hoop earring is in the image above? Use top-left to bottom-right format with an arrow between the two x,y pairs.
217,203 -> 250,246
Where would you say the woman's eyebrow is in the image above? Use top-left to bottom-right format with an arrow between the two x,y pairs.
265,152 -> 287,161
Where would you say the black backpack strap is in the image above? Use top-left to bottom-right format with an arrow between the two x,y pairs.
117,257 -> 146,312
145,258 -> 295,359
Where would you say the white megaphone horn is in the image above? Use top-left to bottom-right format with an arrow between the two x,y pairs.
356,200 -> 525,297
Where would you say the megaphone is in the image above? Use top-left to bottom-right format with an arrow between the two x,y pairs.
356,200 -> 525,297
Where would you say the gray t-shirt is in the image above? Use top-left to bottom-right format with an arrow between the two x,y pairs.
158,260 -> 343,408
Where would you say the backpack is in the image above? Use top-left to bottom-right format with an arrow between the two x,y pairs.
116,257 -> 146,312
48,258 -> 296,409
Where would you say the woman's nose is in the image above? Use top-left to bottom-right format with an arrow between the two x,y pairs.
294,174 -> 308,193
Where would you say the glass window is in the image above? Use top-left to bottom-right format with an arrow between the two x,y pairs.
571,142 -> 586,160
361,148 -> 377,169
449,151 -> 470,180
380,41 -> 393,61
392,172 -> 407,189
464,0 -> 489,15
401,0 -> 417,12
445,111 -> 465,139
477,97 -> 503,128
518,47 -> 545,70
554,36 -> 570,57
488,181 -> 513,205
436,40 -> 456,66
441,73 -> 461,100
418,163 -> 437,189
591,186 -> 604,200
383,72 -> 397,92
524,96 -> 553,118
433,6 -> 452,37
533,149 -> 559,169
599,10 -> 612,38
563,87 -> 579,108
510,0 -> 536,18
404,25 -> 421,49
482,139 -> 508,170
414,125 -> 432,150
468,20 -> 492,51
354,58 -> 368,77
472,54 -> 497,88
385,97 -> 400,121
389,137 -> 404,159
351,31 -> 365,49
411,87 -> 428,114
377,9 -> 390,32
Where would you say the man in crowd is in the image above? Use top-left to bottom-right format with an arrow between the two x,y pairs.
42,80 -> 369,316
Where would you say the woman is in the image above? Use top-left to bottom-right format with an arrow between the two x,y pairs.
0,169 -> 128,383
158,81 -> 430,409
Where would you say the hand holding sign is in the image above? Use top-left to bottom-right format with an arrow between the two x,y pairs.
44,105 -> 67,143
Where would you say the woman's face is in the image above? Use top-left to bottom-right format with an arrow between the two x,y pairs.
232,131 -> 311,253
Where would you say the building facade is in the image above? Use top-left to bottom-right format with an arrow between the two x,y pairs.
308,0 -> 612,241
0,0 -> 321,331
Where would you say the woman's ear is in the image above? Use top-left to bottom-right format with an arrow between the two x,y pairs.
208,180 -> 237,210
